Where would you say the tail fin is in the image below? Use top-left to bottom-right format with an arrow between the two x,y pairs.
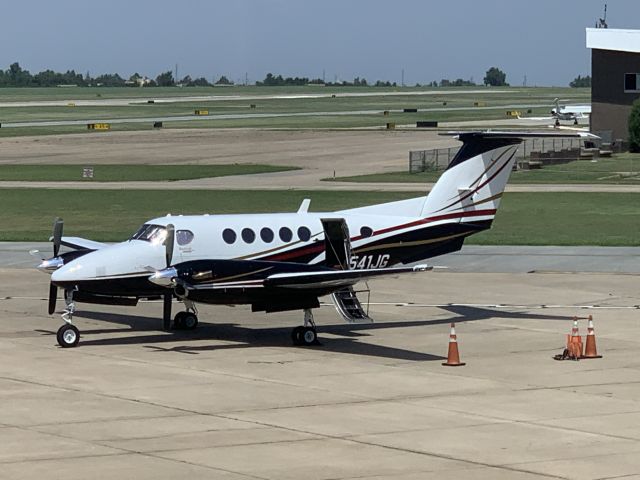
420,132 -> 589,224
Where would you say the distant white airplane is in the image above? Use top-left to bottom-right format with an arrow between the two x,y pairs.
551,98 -> 591,125
36,131 -> 595,348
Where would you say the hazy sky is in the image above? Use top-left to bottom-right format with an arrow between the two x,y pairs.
1,0 -> 638,86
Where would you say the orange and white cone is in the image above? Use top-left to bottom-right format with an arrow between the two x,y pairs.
582,315 -> 602,359
442,323 -> 466,367
568,317 -> 583,360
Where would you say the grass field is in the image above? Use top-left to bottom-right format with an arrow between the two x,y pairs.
0,164 -> 297,182
327,153 -> 640,185
0,86 -> 590,136
2,189 -> 638,246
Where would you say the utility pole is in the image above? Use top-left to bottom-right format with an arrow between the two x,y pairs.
401,68 -> 405,87
175,63 -> 178,83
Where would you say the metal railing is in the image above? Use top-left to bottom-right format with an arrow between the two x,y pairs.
409,137 -> 584,173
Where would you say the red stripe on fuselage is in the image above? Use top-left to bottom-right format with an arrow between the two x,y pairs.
265,209 -> 495,262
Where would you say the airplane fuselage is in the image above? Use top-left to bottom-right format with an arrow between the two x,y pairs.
51,207 -> 493,301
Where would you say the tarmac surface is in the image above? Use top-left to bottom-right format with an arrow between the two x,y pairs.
2,128 -> 639,478
2,247 -> 639,479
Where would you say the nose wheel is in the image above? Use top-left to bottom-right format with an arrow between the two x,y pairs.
56,289 -> 81,348
57,324 -> 80,348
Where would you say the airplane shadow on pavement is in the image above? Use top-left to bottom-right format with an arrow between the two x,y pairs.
39,305 -> 572,362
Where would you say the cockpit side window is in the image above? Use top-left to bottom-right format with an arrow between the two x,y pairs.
130,224 -> 167,244
176,230 -> 194,246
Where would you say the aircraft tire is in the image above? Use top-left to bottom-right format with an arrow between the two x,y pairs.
182,313 -> 198,330
57,324 -> 80,348
291,326 -> 304,345
300,327 -> 317,346
173,311 -> 187,330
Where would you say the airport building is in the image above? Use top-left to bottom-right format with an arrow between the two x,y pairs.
586,28 -> 640,143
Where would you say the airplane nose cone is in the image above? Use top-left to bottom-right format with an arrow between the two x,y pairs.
51,261 -> 85,285
148,267 -> 177,287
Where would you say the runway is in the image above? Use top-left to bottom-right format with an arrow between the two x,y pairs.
0,103 -> 547,129
0,89 -> 514,108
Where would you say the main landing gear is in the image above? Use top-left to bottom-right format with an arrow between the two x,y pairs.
173,301 -> 199,330
291,309 -> 319,346
57,289 -> 79,348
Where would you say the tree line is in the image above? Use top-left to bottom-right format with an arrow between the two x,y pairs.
0,62 -> 592,88
0,62 -> 234,87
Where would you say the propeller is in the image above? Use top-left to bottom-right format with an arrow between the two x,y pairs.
162,224 -> 175,331
48,217 -> 63,314
52,217 -> 63,257
48,283 -> 58,315
165,223 -> 175,268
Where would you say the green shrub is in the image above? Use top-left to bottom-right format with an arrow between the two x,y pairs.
629,98 -> 640,152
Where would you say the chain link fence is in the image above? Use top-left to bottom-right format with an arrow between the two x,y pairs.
408,131 -> 639,183
410,137 -> 586,173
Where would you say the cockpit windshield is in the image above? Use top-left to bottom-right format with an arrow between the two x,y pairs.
130,224 -> 167,244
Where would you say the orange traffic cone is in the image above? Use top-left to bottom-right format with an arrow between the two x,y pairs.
442,323 -> 466,367
568,317 -> 583,360
582,315 -> 602,359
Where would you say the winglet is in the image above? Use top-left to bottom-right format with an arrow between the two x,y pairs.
297,198 -> 311,214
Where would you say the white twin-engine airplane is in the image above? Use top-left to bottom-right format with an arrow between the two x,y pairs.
36,131 -> 589,348
551,98 -> 591,125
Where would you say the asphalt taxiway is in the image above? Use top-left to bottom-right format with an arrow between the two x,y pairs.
1,247 -> 639,479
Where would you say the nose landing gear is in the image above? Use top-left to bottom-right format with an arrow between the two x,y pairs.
57,289 -> 80,348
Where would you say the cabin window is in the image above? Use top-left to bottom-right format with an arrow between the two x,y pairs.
297,226 -> 311,242
279,227 -> 293,242
176,230 -> 194,246
260,227 -> 274,243
241,228 -> 256,243
360,226 -> 373,238
222,228 -> 236,244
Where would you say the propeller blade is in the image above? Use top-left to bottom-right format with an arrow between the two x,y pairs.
52,217 -> 63,257
165,223 -> 175,268
48,283 -> 57,315
162,291 -> 172,331
29,249 -> 46,261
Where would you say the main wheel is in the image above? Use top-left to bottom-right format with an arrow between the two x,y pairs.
57,324 -> 80,348
182,313 -> 198,330
291,326 -> 304,345
300,326 -> 318,346
173,311 -> 187,329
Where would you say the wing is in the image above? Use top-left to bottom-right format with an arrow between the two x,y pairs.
59,237 -> 108,250
186,264 -> 431,291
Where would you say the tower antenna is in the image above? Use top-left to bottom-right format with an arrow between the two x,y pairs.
597,4 -> 608,29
